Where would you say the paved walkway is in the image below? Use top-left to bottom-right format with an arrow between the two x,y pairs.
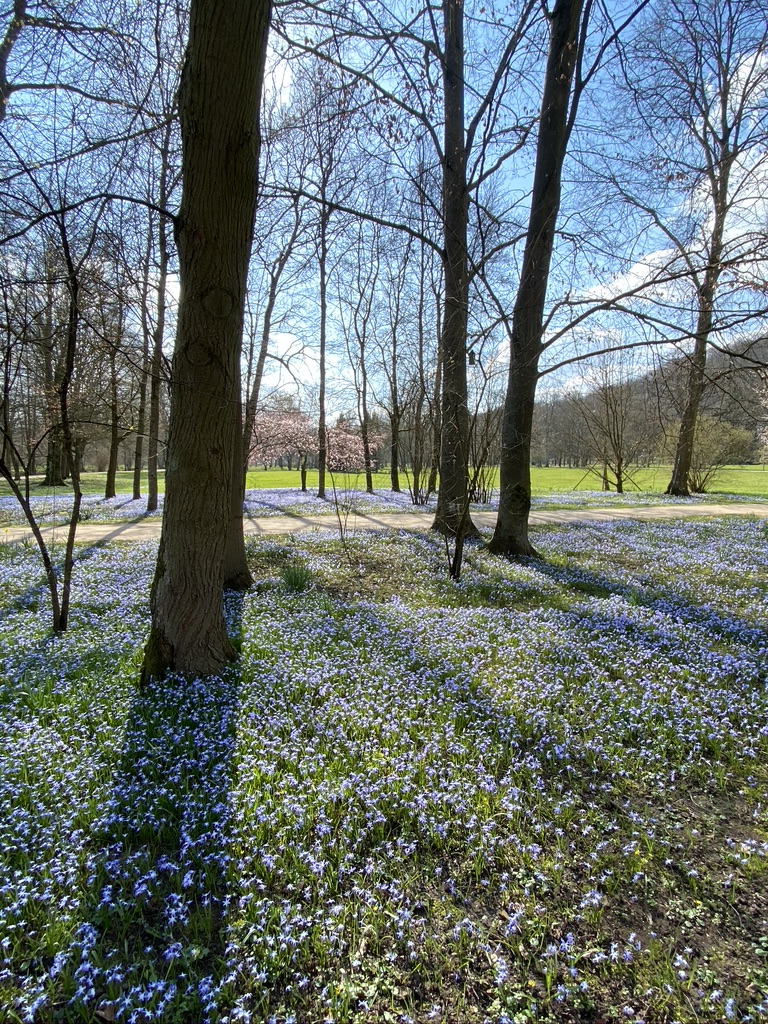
2,502 -> 767,546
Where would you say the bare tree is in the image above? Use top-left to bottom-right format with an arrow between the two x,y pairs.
275,0 -> 537,535
490,0 -> 648,556
338,219 -> 381,494
626,0 -> 768,495
568,353 -> 661,492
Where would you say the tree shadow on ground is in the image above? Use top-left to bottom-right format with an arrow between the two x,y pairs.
0,543 -> 110,624
526,556 -> 768,652
62,593 -> 246,1022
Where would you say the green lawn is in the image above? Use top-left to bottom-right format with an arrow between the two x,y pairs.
529,463 -> 768,497
3,464 -> 768,499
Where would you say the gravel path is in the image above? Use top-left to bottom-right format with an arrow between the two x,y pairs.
2,501 -> 767,546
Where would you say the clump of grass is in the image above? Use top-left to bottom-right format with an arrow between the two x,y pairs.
280,559 -> 312,592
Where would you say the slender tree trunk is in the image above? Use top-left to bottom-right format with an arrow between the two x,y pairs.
360,364 -> 373,494
242,277 -> 275,482
142,0 -> 270,682
104,348 -> 120,499
490,0 -> 584,556
300,453 -> 307,492
390,411 -> 401,493
41,274 -> 65,487
428,293 -> 442,497
224,385 -> 253,589
411,257 -> 428,503
432,0 -> 476,537
243,201 -> 302,481
57,226 -> 83,632
133,224 -> 154,500
147,123 -> 172,513
317,205 -> 329,499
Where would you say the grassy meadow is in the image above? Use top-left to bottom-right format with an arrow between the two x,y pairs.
3,464 -> 768,502
1,515 -> 768,1023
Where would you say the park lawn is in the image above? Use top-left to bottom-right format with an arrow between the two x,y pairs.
529,464 -> 768,497
1,517 -> 768,1023
4,464 -> 768,501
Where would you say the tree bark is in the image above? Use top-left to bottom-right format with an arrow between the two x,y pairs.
666,257 -> 724,495
490,0 -> 584,557
147,122 -> 173,513
142,0 -> 270,682
317,205 -> 329,499
133,222 -> 154,500
104,346 -> 119,499
389,410 -> 401,493
432,0 -> 476,537
428,287 -> 442,497
223,386 -> 253,589
41,270 -> 65,487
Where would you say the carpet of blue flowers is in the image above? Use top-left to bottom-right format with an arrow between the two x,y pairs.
1,488 -> 756,528
1,516 -> 767,1023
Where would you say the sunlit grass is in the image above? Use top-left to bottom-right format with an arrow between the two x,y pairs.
3,463 -> 768,501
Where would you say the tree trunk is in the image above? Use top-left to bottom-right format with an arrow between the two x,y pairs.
147,122 -> 172,514
133,225 -> 154,500
223,387 -> 253,589
665,259 -> 724,495
428,297 -> 442,497
57,225 -> 83,632
317,205 -> 329,499
432,0 -> 476,537
41,278 -> 65,488
300,453 -> 307,492
142,0 -> 270,683
411,255 -> 428,503
490,0 -> 584,557
104,348 -> 119,499
242,199 -> 302,483
242,276 -> 275,482
390,411 -> 401,493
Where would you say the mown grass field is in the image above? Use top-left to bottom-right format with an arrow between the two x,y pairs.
3,464 -> 768,500
1,517 -> 767,1022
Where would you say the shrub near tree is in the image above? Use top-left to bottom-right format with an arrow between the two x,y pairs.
679,417 -> 756,493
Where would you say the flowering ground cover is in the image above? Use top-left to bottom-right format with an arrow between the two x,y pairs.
2,487 -> 764,530
1,516 -> 767,1023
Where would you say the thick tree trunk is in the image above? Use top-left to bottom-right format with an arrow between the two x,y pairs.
142,0 -> 270,682
490,0 -> 584,557
666,261 -> 723,495
432,0 -> 476,538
